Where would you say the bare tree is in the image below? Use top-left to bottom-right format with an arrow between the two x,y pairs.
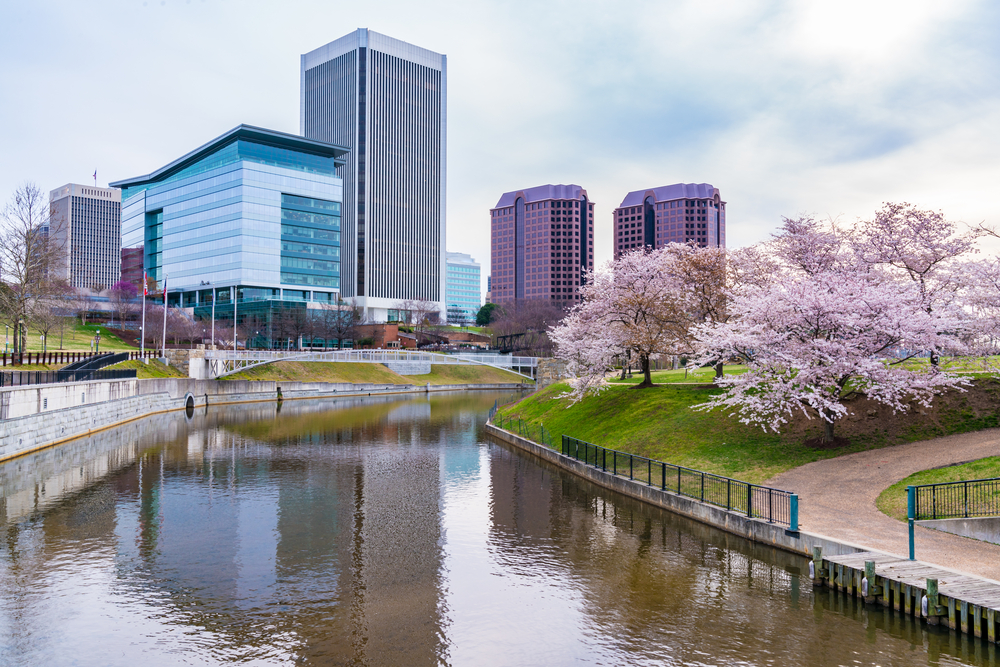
489,299 -> 566,356
108,280 -> 139,329
318,300 -> 359,349
0,183 -> 66,356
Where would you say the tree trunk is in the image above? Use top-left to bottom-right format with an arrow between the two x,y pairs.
715,361 -> 723,379
822,410 -> 836,443
635,353 -> 653,388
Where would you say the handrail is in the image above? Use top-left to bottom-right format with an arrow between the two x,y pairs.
913,477 -> 1000,520
488,411 -> 798,529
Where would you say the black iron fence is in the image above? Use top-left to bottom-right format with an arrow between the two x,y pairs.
913,477 -> 1000,520
491,411 -> 554,448
1,352 -> 138,388
560,435 -> 797,528
0,369 -> 137,388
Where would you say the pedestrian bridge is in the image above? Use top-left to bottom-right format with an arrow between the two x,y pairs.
202,349 -> 539,380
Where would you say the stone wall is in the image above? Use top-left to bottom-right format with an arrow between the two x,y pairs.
383,361 -> 432,375
486,424 -> 876,561
536,358 -> 569,388
1,378 -> 530,463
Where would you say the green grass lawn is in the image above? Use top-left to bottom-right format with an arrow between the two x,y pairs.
107,359 -> 187,379
13,319 -> 134,352
496,380 -> 1000,484
224,360 -> 527,386
607,365 -> 747,385
876,456 -> 1000,521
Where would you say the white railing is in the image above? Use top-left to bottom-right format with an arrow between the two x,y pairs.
203,349 -> 538,379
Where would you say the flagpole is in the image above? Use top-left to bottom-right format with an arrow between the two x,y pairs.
140,272 -> 147,355
161,274 -> 168,359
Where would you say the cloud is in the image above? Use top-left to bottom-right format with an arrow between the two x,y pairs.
1,0 -> 998,296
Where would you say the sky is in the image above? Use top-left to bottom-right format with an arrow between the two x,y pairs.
2,0 -> 1000,296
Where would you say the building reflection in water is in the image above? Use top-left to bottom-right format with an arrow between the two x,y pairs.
0,390 -> 994,667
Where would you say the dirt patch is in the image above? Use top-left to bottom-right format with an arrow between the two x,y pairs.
803,435 -> 852,450
783,378 -> 1000,447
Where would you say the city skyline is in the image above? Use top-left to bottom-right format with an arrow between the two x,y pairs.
3,1 -> 1000,300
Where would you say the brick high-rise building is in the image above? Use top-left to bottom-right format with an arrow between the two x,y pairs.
613,183 -> 725,258
490,185 -> 594,306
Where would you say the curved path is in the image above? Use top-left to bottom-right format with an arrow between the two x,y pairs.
766,428 -> 1000,581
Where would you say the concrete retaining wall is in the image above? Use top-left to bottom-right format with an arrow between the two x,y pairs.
383,361 -> 433,375
0,379 -> 529,463
486,424 -> 881,561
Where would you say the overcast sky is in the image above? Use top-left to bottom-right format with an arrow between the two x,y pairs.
3,0 -> 999,295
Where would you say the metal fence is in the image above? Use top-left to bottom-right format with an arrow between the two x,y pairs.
561,436 -> 796,528
913,477 -> 1000,520
0,369 -> 137,388
491,411 -> 554,448
0,352 -> 137,387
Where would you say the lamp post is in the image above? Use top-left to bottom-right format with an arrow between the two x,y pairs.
4,323 -> 8,355
95,331 -> 101,354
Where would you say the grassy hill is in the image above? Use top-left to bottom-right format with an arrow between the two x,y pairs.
224,361 -> 529,386
496,379 -> 1000,484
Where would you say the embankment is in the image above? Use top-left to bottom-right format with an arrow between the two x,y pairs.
1,378 -> 528,462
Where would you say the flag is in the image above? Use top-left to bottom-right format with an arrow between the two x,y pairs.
143,271 -> 148,296
162,276 -> 167,301
93,170 -> 97,185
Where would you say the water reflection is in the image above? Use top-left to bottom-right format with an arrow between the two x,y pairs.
0,391 -> 993,666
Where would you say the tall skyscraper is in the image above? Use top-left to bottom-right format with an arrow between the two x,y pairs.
48,184 -> 121,290
490,184 -> 594,306
301,29 -> 447,323
444,251 -> 481,324
613,183 -> 726,258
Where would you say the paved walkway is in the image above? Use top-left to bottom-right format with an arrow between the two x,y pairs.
766,428 -> 1000,582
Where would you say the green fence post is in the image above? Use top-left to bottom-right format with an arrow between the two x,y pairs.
907,485 -> 916,561
789,494 -> 799,532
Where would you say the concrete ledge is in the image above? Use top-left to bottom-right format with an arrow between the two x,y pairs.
485,423 -> 884,561
917,517 -> 1000,545
0,380 -> 530,463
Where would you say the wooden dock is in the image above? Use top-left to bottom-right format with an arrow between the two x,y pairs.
819,549 -> 1000,643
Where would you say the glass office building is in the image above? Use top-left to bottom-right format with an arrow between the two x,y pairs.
111,125 -> 348,340
445,252 -> 481,324
301,29 -> 447,323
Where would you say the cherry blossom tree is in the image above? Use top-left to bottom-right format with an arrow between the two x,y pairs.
694,266 -> 969,442
551,247 -> 692,397
852,203 -> 982,364
693,211 -> 976,443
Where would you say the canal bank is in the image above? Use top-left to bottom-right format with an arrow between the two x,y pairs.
486,423 -> 1000,645
2,391 -> 996,666
0,378 -> 530,462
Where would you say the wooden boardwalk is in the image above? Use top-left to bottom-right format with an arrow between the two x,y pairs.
821,550 -> 1000,643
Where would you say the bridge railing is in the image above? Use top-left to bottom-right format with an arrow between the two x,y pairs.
204,349 -> 539,369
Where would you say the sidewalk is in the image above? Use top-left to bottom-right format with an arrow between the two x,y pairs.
766,428 -> 1000,581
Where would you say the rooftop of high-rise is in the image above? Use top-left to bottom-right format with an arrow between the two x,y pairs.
616,183 -> 722,208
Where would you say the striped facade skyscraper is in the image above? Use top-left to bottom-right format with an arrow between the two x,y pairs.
490,184 -> 594,306
301,29 -> 447,323
613,183 -> 726,258
48,184 -> 121,291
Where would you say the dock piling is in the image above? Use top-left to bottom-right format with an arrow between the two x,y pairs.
811,547 -> 823,587
926,579 -> 940,625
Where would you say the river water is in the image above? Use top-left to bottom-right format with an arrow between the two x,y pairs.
0,391 -> 995,666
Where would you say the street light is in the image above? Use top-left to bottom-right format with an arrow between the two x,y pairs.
95,331 -> 101,354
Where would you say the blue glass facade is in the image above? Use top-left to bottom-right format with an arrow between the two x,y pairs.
445,252 -> 481,324
113,126 -> 347,306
